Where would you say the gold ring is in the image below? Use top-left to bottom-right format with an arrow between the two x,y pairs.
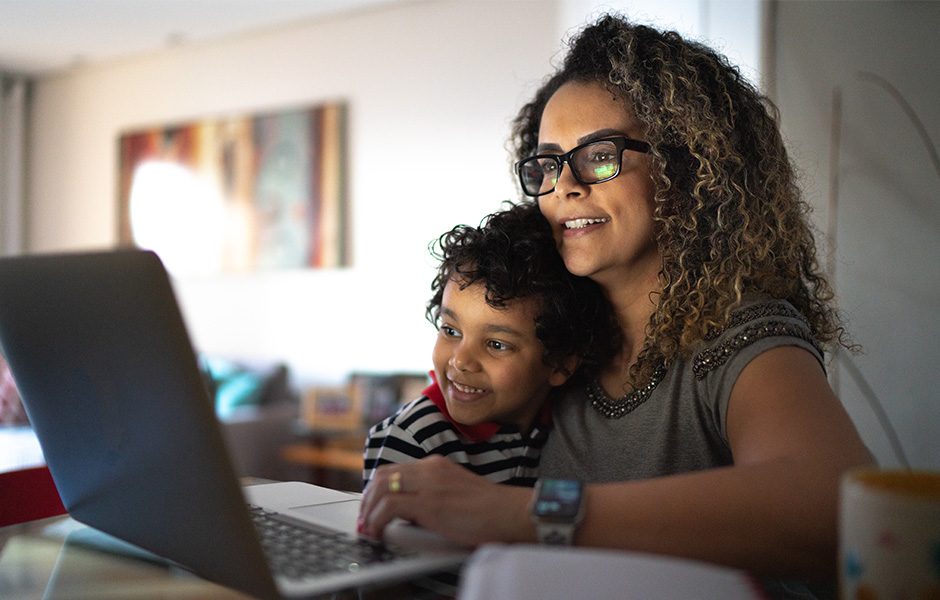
388,471 -> 402,494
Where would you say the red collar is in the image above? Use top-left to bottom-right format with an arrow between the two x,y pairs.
423,371 -> 550,443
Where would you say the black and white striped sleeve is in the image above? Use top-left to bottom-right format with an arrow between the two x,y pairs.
362,396 -> 441,488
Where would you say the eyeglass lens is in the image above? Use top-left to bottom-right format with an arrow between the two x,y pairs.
519,139 -> 622,196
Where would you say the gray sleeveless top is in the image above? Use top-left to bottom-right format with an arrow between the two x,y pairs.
540,298 -> 826,600
541,297 -> 824,481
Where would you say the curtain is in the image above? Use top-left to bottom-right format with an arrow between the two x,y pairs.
0,74 -> 28,256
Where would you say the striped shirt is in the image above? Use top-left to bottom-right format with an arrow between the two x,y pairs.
362,379 -> 550,489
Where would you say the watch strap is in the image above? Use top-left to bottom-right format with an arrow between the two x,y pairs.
530,478 -> 585,546
536,522 -> 577,545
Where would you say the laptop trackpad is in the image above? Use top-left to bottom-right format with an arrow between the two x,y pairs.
288,500 -> 360,533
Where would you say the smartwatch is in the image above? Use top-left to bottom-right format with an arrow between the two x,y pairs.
530,478 -> 585,545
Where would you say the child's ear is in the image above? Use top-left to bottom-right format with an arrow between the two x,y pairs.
548,356 -> 581,387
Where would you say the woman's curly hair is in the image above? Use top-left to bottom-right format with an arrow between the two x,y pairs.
510,14 -> 850,388
427,202 -> 618,375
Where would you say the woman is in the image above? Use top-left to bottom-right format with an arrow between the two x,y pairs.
358,14 -> 872,590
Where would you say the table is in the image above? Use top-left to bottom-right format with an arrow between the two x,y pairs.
0,517 -> 451,600
0,517 -> 254,599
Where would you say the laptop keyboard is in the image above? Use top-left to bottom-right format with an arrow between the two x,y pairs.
248,505 -> 416,579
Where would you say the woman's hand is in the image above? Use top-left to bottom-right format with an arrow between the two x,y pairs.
358,455 -> 536,547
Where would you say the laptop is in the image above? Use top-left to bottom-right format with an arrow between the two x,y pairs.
0,249 -> 468,599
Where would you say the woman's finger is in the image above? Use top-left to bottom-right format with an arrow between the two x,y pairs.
360,455 -> 533,546
359,462 -> 422,535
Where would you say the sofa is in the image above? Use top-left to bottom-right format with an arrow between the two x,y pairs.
0,356 -> 304,485
202,356 -> 304,482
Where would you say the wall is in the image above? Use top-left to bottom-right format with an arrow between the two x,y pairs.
772,0 -> 940,469
27,0 -> 560,384
25,0 -> 758,386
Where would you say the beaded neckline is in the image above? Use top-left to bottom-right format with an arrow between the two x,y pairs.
586,363 -> 666,419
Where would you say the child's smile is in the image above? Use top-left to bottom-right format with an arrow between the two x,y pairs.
450,380 -> 486,395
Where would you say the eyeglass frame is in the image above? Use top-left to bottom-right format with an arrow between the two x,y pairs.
514,135 -> 652,197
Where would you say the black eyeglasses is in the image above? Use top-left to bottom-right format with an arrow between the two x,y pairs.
515,136 -> 651,197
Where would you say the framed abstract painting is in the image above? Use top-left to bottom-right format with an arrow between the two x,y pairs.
117,102 -> 348,273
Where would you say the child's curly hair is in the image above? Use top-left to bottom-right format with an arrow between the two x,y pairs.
511,14 -> 851,388
427,202 -> 618,375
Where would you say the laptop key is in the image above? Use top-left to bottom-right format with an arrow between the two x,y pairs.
248,505 -> 416,580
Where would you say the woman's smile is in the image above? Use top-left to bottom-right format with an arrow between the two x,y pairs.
562,216 -> 611,238
564,216 -> 611,230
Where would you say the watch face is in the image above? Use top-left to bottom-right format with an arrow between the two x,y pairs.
533,479 -> 583,519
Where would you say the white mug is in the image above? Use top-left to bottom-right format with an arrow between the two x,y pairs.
839,468 -> 940,600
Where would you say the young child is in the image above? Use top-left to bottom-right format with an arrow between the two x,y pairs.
362,202 -> 615,488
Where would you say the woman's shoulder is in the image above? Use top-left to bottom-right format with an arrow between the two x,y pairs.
710,296 -> 809,333
691,296 -> 824,380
